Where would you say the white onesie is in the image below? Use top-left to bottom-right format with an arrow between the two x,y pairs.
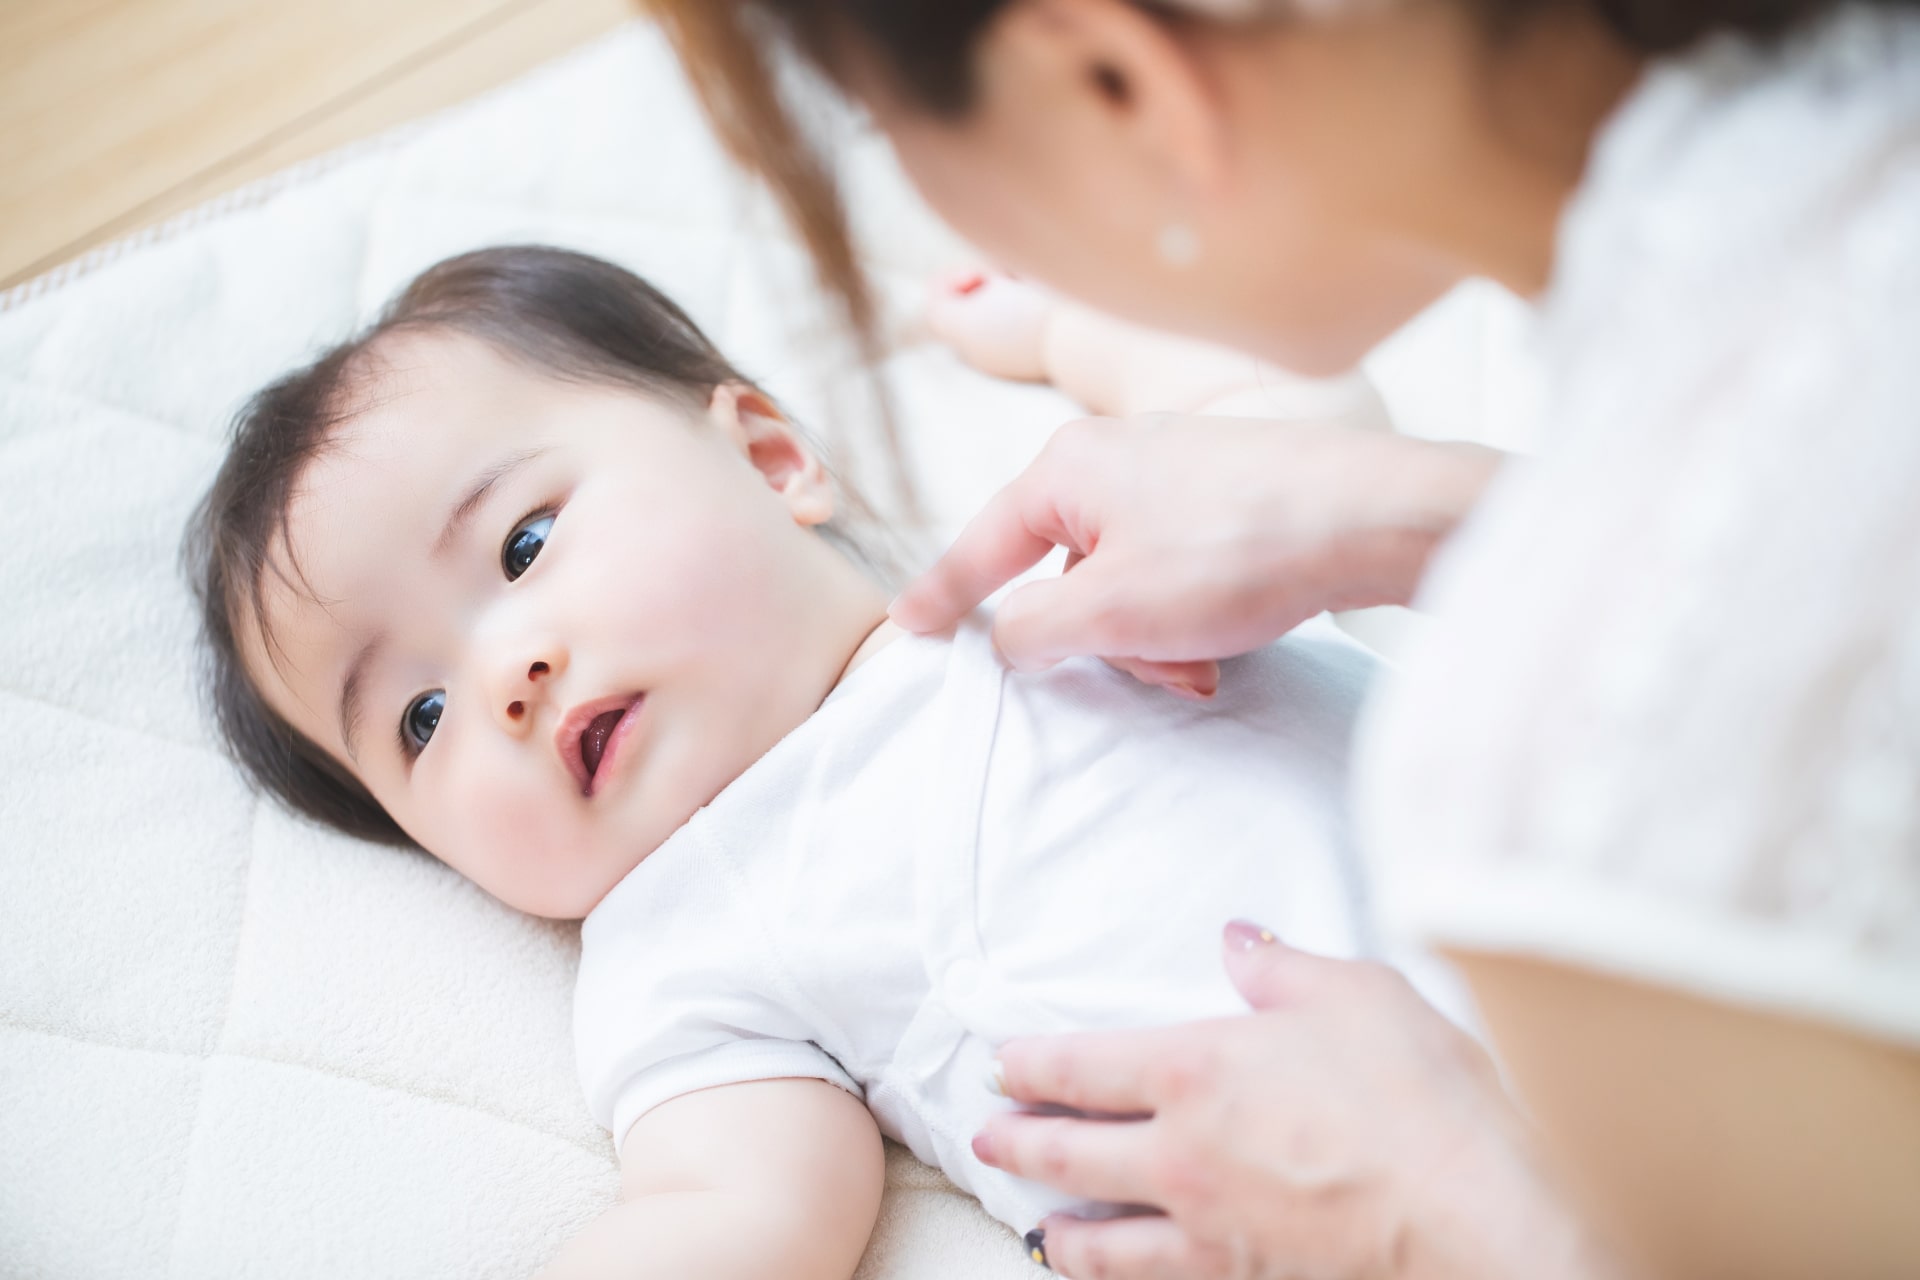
574,613 -> 1376,1232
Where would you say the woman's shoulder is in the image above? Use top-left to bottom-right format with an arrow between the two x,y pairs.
1568,4 -> 1920,239
1547,3 -> 1920,398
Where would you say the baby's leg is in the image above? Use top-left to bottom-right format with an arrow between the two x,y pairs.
928,271 -> 1388,427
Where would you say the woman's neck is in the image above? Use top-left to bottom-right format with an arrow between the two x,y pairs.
1451,10 -> 1648,296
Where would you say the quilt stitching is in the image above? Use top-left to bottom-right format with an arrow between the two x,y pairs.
0,1019 -> 601,1156
0,374 -> 231,446
0,686 -> 221,758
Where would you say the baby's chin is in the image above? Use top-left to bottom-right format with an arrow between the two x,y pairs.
483,854 -> 644,922
466,786 -> 722,921
440,715 -> 809,919
417,823 -> 656,922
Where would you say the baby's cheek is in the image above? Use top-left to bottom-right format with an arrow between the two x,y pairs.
612,533 -> 784,655
430,758 -> 570,908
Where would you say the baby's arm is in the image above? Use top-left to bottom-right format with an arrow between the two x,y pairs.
537,1079 -> 884,1280
928,272 -> 1388,425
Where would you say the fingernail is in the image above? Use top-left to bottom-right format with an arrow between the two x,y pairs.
1167,679 -> 1215,701
1023,1228 -> 1050,1270
972,1130 -> 999,1166
953,272 -> 988,296
986,1057 -> 1007,1097
1225,919 -> 1277,951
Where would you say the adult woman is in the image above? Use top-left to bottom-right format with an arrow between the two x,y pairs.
657,2 -> 1920,1277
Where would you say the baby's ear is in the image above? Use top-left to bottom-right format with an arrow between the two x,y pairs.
706,383 -> 835,526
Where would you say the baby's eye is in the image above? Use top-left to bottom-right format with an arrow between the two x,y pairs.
502,512 -> 554,582
402,690 -> 445,752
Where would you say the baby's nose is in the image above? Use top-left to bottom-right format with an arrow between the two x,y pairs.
505,660 -> 553,721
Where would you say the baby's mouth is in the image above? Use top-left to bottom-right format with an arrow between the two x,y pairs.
580,708 -> 626,783
557,694 -> 645,796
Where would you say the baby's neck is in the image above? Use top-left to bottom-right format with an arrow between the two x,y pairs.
825,615 -> 904,698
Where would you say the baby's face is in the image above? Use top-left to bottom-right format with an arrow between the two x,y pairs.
248,330 -> 884,918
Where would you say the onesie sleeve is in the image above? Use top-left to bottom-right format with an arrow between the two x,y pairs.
573,828 -> 860,1156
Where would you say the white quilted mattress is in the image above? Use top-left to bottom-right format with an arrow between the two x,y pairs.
0,17 -> 1533,1278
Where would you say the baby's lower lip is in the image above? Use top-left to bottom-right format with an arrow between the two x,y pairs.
585,698 -> 644,798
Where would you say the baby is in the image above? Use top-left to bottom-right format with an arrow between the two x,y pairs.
186,245 -> 1381,1278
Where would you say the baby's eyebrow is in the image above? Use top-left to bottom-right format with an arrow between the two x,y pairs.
338,632 -> 386,765
432,447 -> 550,559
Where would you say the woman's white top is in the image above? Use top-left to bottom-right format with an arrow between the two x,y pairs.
576,617 -> 1378,1231
1358,7 -> 1920,1044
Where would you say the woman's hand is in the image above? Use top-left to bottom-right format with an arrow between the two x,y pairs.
891,415 -> 1500,697
975,924 -> 1614,1280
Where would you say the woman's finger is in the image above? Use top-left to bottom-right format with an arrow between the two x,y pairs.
1026,551 -> 1219,692
888,476 -> 1069,633
1036,1213 -> 1238,1280
1219,920 -> 1361,1011
1102,656 -> 1221,700
993,1027 -> 1174,1114
1053,555 -> 1221,693
990,561 -> 1137,671
973,1114 -> 1160,1205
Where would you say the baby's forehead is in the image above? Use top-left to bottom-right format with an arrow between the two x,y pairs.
263,328 -> 606,620
297,329 -> 529,484
260,352 -> 480,642
335,328 -> 500,424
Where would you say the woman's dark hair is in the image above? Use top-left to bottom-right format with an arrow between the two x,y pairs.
184,244 -> 888,846
656,0 -> 1917,349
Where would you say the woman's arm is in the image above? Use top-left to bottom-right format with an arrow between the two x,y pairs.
537,1078 -> 885,1280
1453,952 -> 1920,1280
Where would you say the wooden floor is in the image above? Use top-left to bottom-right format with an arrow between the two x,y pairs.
0,0 -> 637,291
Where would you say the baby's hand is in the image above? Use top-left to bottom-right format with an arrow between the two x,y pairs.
925,269 -> 1056,383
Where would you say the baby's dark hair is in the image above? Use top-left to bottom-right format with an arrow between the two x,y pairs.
184,244 -> 886,846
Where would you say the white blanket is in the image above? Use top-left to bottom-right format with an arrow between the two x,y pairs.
0,18 -> 1528,1278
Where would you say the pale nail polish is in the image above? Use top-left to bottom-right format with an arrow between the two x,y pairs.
1225,919 -> 1278,950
